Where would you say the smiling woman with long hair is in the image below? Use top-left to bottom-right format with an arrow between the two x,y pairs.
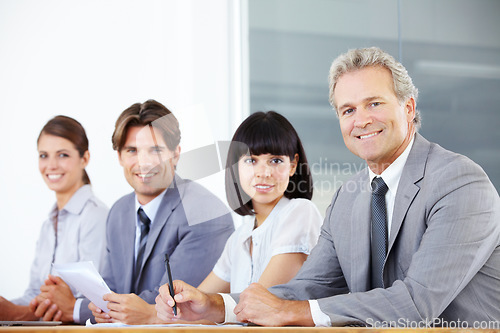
0,116 -> 108,323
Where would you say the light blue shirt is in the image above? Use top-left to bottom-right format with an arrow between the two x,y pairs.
10,185 -> 108,307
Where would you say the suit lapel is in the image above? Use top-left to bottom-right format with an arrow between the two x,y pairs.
136,178 -> 181,284
350,170 -> 372,292
121,195 -> 136,293
388,134 -> 429,253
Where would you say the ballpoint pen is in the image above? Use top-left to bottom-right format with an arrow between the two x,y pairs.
164,254 -> 177,316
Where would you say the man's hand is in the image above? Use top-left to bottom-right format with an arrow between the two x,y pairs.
30,275 -> 75,323
234,283 -> 314,326
91,292 -> 160,325
155,280 -> 225,323
89,301 -> 112,323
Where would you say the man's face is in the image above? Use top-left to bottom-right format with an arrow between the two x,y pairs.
334,66 -> 416,174
118,125 -> 180,205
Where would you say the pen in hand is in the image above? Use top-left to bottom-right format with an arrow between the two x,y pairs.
164,254 -> 177,316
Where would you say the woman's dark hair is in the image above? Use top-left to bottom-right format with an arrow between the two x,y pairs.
225,111 -> 313,216
37,115 -> 91,185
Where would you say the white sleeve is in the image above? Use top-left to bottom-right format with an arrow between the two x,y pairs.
73,298 -> 83,323
219,293 -> 239,323
212,231 -> 236,282
309,300 -> 332,326
270,200 -> 322,256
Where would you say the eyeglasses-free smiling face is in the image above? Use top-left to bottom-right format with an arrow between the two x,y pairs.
334,66 -> 416,174
118,125 -> 180,205
38,134 -> 89,199
238,153 -> 298,218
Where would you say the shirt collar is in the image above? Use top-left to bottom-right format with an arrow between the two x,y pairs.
135,188 -> 168,226
368,136 -> 415,193
49,184 -> 93,219
239,196 -> 290,242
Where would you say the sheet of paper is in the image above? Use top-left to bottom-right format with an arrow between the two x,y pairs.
53,261 -> 111,313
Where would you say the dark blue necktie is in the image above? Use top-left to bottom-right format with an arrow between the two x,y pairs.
370,177 -> 389,289
133,207 -> 151,287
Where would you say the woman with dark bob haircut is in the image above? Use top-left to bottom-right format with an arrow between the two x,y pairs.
196,111 -> 322,294
225,111 -> 314,215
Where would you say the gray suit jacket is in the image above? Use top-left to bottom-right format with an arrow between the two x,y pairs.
80,175 -> 234,323
264,134 -> 500,326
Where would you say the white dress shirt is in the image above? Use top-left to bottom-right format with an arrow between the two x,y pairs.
134,189 -> 167,260
213,197 -> 322,293
218,197 -> 322,322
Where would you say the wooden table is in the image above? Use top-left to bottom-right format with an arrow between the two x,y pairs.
1,326 -> 499,333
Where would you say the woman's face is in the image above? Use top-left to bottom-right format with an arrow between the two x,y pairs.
238,153 -> 298,212
38,134 -> 89,196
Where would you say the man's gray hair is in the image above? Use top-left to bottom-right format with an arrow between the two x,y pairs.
328,47 -> 421,129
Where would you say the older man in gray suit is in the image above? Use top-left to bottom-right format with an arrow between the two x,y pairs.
34,100 -> 234,325
156,47 -> 500,327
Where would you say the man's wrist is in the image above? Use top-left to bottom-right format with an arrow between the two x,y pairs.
281,300 -> 315,327
207,293 -> 226,324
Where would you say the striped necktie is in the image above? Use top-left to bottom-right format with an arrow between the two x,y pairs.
133,207 -> 151,287
370,177 -> 389,289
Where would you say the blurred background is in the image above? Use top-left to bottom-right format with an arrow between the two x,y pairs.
249,0 -> 500,212
1,0 -> 499,299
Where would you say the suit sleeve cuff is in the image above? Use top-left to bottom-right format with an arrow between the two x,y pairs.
73,298 -> 83,324
218,293 -> 239,324
308,300 -> 331,327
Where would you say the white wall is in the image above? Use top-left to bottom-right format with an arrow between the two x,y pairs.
0,0 -> 248,299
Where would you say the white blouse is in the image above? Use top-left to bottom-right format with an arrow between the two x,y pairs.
11,185 -> 108,305
212,197 -> 322,293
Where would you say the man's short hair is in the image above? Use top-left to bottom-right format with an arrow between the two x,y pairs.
328,47 -> 421,128
112,99 -> 181,151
